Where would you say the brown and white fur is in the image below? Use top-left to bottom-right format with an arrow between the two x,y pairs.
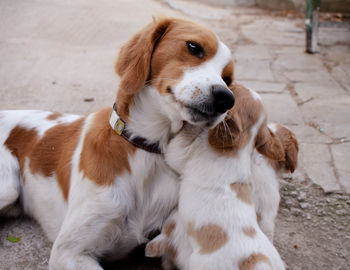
252,123 -> 298,241
0,18 -> 235,270
145,84 -> 286,270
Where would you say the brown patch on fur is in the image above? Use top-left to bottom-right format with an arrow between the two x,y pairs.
161,242 -> 178,269
242,227 -> 256,238
5,127 -> 39,179
187,223 -> 228,254
79,108 -> 136,185
115,19 -> 170,120
221,60 -> 234,85
239,253 -> 272,270
164,222 -> 176,237
46,112 -> 62,120
146,241 -> 162,257
115,17 -> 218,120
257,214 -> 262,224
5,118 -> 84,200
255,124 -> 284,161
230,182 -> 253,205
29,118 -> 84,200
271,124 -> 299,173
165,243 -> 177,263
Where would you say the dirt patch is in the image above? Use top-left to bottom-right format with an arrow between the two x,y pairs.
275,175 -> 350,270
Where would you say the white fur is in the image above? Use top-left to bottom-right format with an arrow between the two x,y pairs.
21,159 -> 67,241
0,111 -> 21,212
251,150 -> 280,241
0,147 -> 20,211
127,85 -> 183,143
268,123 -> 278,133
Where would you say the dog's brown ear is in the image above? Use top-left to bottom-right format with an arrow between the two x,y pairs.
208,112 -> 242,149
274,124 -> 299,173
115,18 -> 172,120
255,125 -> 284,161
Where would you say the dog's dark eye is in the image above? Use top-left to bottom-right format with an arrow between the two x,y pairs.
223,76 -> 232,86
186,41 -> 204,58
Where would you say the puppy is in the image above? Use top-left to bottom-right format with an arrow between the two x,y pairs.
0,17 -> 235,269
145,84 -> 286,270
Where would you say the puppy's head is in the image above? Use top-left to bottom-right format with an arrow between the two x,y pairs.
115,17 -> 235,127
268,123 -> 299,173
208,84 -> 284,161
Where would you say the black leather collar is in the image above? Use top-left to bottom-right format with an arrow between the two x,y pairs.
109,103 -> 162,155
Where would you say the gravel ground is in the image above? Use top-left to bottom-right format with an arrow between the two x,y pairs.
275,175 -> 350,270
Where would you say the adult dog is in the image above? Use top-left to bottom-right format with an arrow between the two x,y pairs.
0,17 -> 235,269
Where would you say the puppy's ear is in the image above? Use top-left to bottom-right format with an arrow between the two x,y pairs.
273,124 -> 299,173
115,18 -> 172,120
208,112 -> 242,149
255,125 -> 284,161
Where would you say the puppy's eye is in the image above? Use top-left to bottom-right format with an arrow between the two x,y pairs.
186,41 -> 204,58
223,76 -> 232,86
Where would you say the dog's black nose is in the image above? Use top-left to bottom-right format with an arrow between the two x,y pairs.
212,85 -> 235,113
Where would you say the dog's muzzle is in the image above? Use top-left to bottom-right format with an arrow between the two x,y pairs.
188,85 -> 235,123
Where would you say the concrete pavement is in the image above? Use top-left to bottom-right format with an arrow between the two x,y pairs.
2,0 -> 348,194
0,0 -> 349,269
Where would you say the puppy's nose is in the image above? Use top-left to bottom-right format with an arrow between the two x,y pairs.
212,85 -> 235,113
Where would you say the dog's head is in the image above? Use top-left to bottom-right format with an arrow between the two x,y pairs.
115,17 -> 235,127
208,84 -> 285,161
